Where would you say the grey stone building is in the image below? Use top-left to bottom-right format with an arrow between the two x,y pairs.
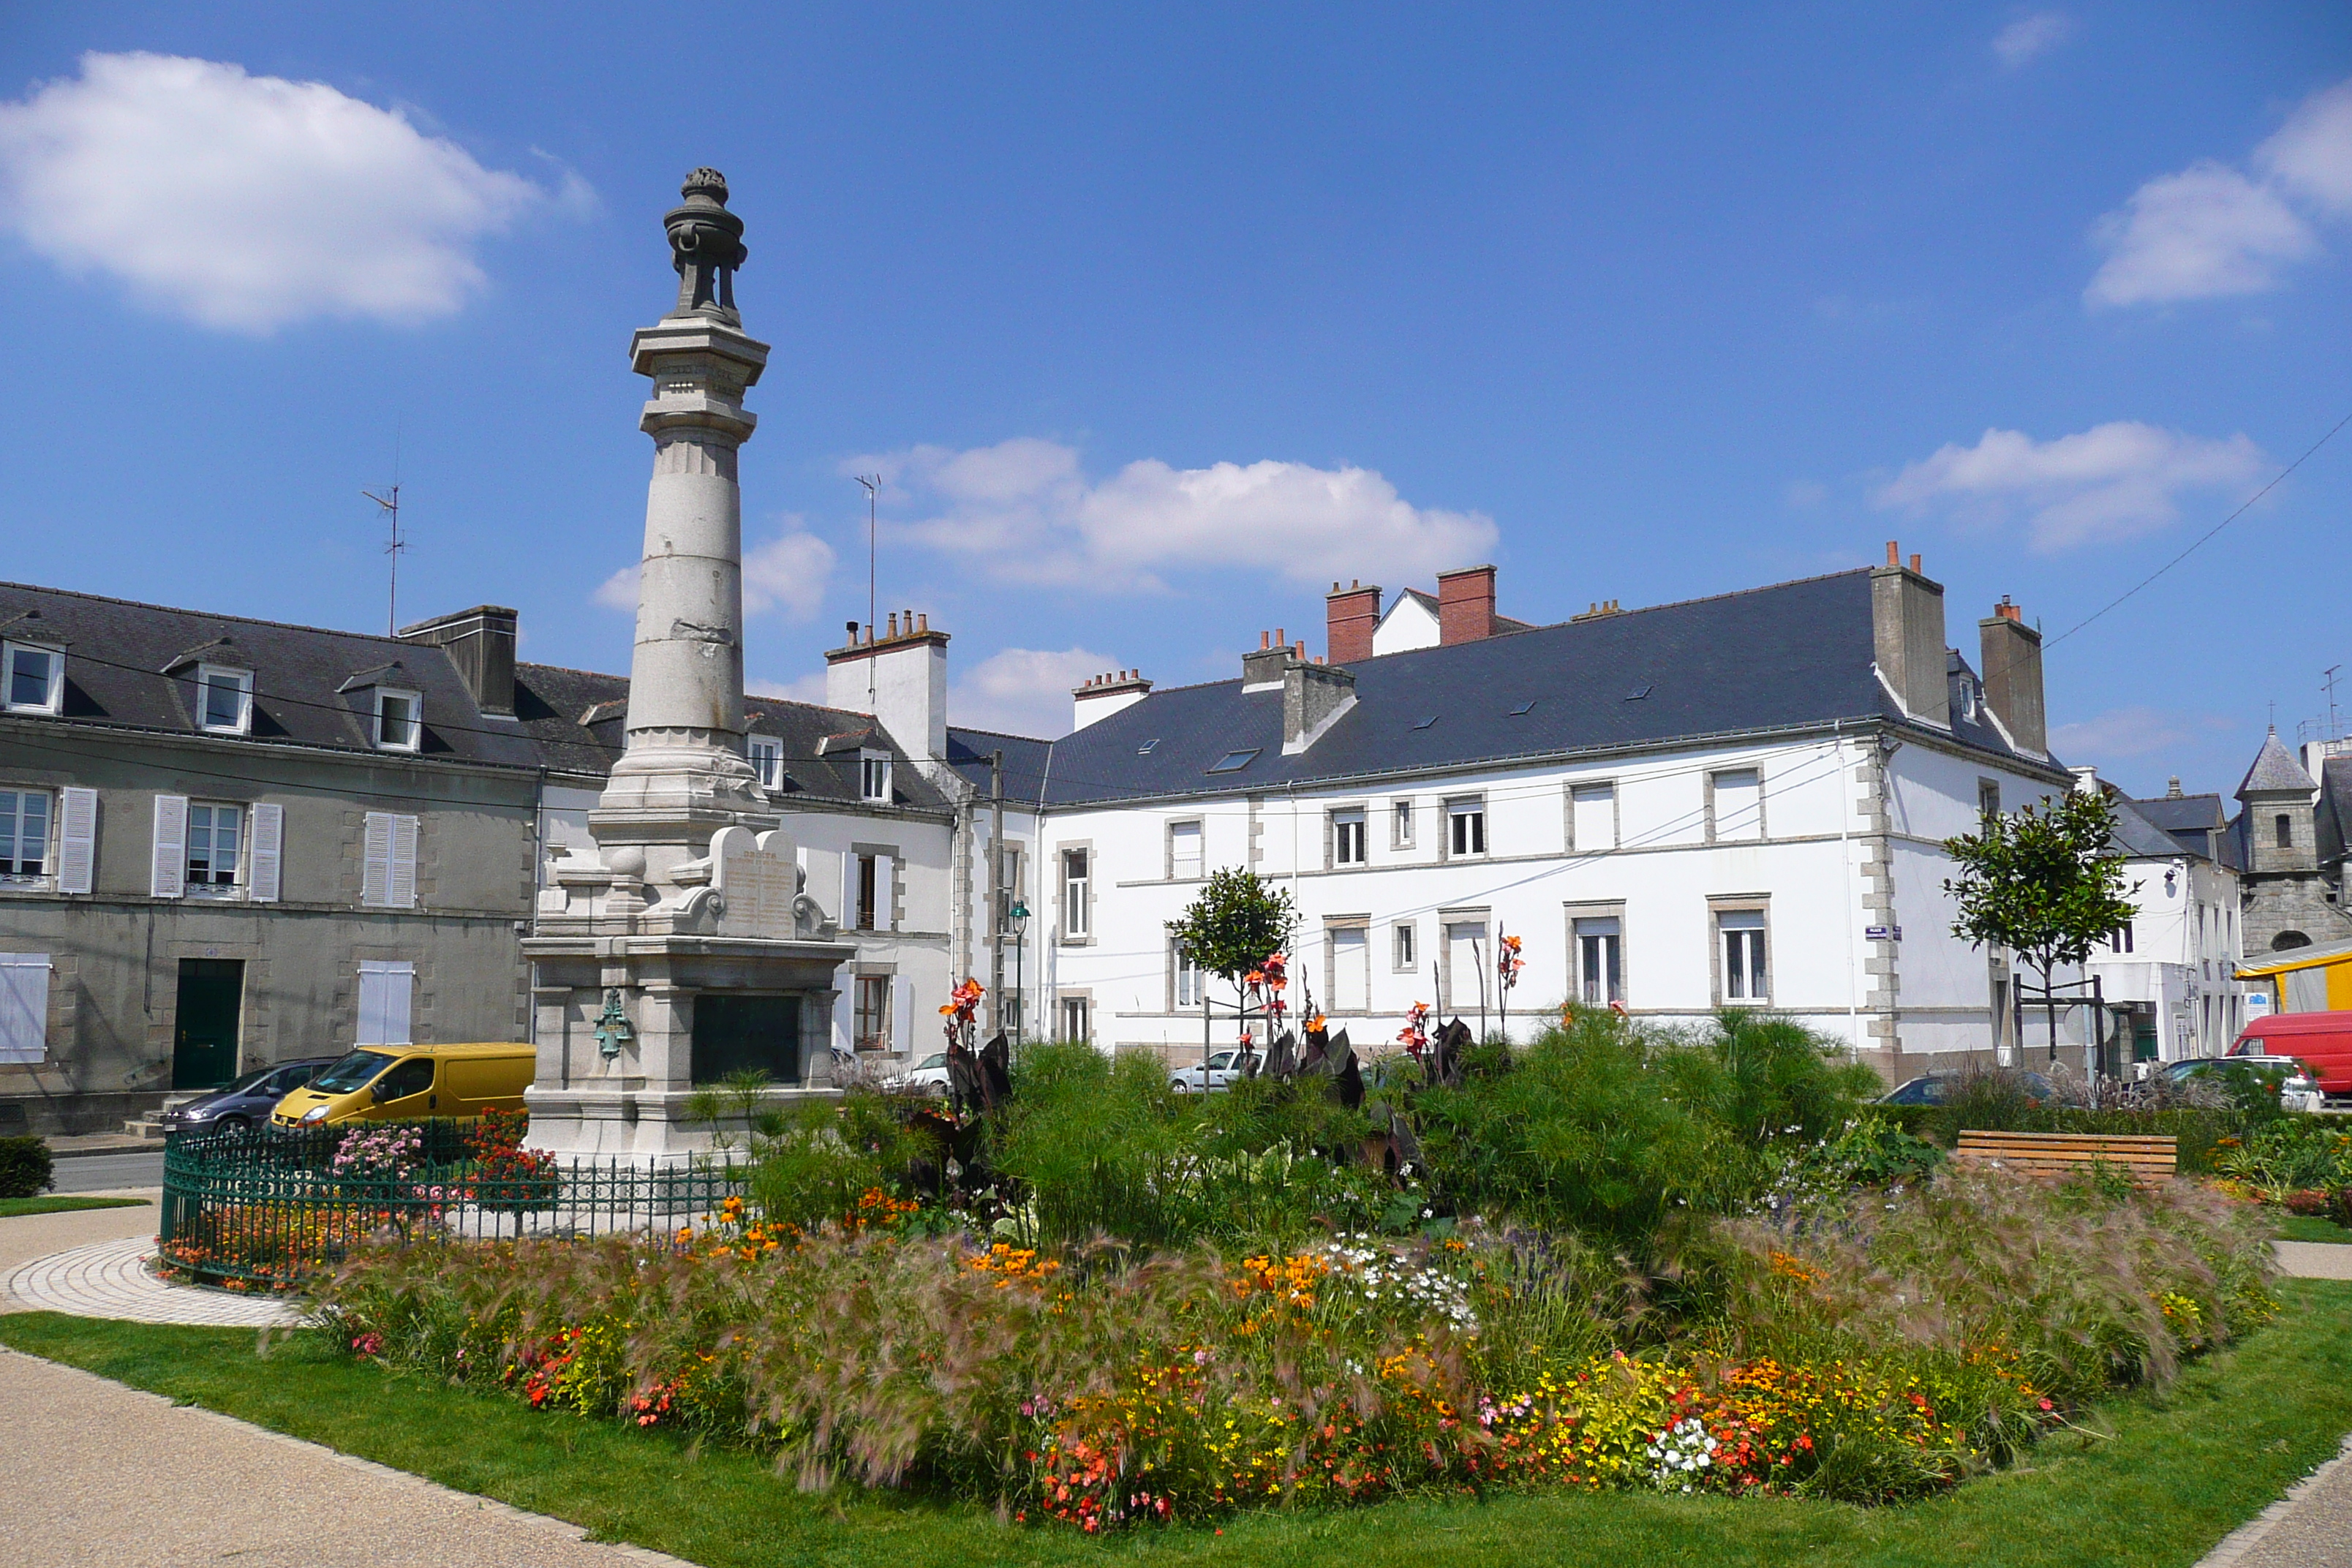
2232,730 -> 2352,956
0,584 -> 543,1136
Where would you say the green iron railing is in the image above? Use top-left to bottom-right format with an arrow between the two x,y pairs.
159,1122 -> 747,1289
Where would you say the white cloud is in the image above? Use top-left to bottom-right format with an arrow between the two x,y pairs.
742,524 -> 837,619
845,437 -> 1497,593
949,646 -> 1119,739
2050,706 -> 2231,761
1992,12 -> 2076,69
2086,75 -> 2352,308
0,52 -> 583,331
1876,421 -> 2267,549
594,524 -> 836,620
747,672 -> 829,706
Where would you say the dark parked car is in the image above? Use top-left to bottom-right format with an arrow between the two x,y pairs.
1877,1070 -> 2062,1107
157,1058 -> 339,1134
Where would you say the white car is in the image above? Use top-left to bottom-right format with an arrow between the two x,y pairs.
1169,1050 -> 1248,1093
889,1052 -> 951,1096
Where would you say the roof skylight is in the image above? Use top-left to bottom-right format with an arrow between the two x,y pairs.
1206,748 -> 1260,774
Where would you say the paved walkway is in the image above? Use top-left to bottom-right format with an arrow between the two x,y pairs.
5,1234 -> 301,1326
2198,1433 -> 2352,1568
2276,1240 -> 2352,1281
0,1346 -> 697,1568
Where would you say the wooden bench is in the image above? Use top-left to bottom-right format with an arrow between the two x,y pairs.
1955,1130 -> 2177,1185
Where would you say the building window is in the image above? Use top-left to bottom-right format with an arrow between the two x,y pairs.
186,803 -> 242,889
1573,916 -> 1622,1006
854,975 -> 891,1052
197,665 -> 252,735
1330,924 -> 1370,1011
1392,799 -> 1415,849
1062,848 -> 1090,939
856,853 -> 878,932
1447,797 -> 1486,857
374,688 -> 421,751
2275,813 -> 2293,849
1571,783 -> 1616,851
0,791 -> 51,880
1060,995 -> 1091,1042
1978,779 -> 2002,821
2108,924 -> 2135,954
995,846 -> 1025,928
1169,820 -> 1202,880
1332,808 -> 1368,867
1720,909 -> 1768,1003
4,642 -> 63,715
747,735 -> 782,788
861,753 -> 892,803
1394,921 -> 1417,973
1173,943 -> 1202,1009
1711,769 -> 1763,842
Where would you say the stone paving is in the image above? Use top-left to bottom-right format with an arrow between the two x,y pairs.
4,1234 -> 304,1326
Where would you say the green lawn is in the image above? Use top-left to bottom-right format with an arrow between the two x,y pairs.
2277,1213 -> 2352,1244
4,1284 -> 2350,1568
0,1195 -> 150,1218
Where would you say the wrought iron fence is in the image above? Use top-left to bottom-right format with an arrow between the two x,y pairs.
159,1121 -> 747,1289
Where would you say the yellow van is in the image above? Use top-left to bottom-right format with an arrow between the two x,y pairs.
270,1042 -> 535,1128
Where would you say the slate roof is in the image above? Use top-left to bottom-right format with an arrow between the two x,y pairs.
0,581 -> 540,770
2319,755 -> 2351,867
946,725 -> 1055,805
2108,796 -> 2193,860
1033,568 -> 2062,808
513,661 -> 954,812
2130,791 -> 2229,861
2238,731 -> 2318,797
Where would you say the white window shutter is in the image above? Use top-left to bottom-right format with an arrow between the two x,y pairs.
388,815 -> 420,909
0,954 -> 49,1064
361,812 -> 391,905
892,976 -> 912,1053
876,854 -> 894,932
357,961 -> 415,1044
56,787 -> 97,895
246,802 -> 284,903
150,794 -> 188,899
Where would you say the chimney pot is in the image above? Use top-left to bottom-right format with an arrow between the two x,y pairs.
1276,627 -> 1286,647
1885,540 -> 1900,567
1260,630 -> 1270,650
1909,553 -> 1921,574
917,612 -> 928,633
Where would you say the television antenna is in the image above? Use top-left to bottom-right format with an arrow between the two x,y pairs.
359,482 -> 407,636
854,472 -> 881,705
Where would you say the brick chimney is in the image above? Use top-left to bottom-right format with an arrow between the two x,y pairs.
1978,595 -> 2046,755
1436,565 -> 1498,646
1869,541 -> 1949,730
1326,580 -> 1381,664
1071,668 -> 1152,732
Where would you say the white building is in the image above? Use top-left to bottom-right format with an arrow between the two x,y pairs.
1022,551 -> 2077,1082
2082,776 -> 2245,1066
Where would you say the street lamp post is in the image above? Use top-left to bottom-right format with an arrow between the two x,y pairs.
1009,899 -> 1030,1042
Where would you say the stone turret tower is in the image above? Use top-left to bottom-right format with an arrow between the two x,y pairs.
2236,728 -> 2346,954
524,173 -> 853,1163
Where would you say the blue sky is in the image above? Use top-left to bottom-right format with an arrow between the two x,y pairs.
1,4 -> 2346,797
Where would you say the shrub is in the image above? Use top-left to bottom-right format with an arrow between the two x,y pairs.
0,1134 -> 54,1198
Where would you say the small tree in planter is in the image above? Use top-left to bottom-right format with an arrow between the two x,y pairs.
1166,867 -> 1296,1071
1942,789 -> 2137,1066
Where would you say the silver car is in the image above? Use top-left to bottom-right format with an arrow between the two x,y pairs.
888,1052 -> 952,1096
1169,1050 -> 1247,1093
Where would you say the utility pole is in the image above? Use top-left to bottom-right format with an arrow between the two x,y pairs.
361,483 -> 405,635
990,750 -> 1006,1036
855,473 -> 881,707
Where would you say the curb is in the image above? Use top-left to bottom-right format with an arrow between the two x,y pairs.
2194,1431 -> 2352,1568
45,1142 -> 164,1161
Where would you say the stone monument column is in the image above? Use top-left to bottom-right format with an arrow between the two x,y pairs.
524,170 -> 852,1164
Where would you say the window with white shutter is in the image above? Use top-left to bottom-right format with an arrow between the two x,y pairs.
55,786 -> 96,894
0,954 -> 50,1064
356,961 -> 415,1044
875,853 -> 894,932
362,812 -> 419,908
150,794 -> 189,898
247,802 -> 284,903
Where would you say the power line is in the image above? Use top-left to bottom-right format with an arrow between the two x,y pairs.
2046,407 -> 2350,651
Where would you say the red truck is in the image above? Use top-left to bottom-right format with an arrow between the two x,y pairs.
2231,1011 -> 2352,1103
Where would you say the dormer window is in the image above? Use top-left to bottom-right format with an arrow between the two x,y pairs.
860,752 -> 892,803
4,641 -> 63,715
375,689 -> 422,751
747,735 -> 783,789
197,665 -> 253,735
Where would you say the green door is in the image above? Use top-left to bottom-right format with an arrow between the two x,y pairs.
172,959 -> 244,1090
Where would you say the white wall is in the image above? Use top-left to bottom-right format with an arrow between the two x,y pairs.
772,804 -> 956,1061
